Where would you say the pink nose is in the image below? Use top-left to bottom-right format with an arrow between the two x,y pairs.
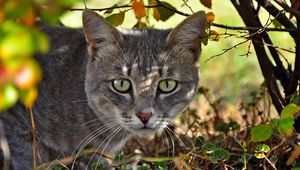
136,112 -> 152,124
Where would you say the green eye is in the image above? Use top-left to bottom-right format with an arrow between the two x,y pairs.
112,79 -> 131,93
158,79 -> 177,93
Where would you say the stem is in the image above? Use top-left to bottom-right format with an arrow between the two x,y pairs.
29,108 -> 37,169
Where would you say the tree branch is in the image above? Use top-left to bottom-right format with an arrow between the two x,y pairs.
255,0 -> 297,40
273,0 -> 300,17
211,23 -> 296,32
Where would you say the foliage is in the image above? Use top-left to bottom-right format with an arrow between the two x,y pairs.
0,0 -> 82,111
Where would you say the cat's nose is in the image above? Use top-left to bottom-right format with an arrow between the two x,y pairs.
136,112 -> 152,124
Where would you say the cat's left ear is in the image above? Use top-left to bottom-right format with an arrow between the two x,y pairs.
167,11 -> 206,61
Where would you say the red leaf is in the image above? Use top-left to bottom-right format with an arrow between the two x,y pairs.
132,0 -> 146,19
200,0 -> 212,9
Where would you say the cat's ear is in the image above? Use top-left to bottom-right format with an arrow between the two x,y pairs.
167,11 -> 206,60
82,9 -> 123,56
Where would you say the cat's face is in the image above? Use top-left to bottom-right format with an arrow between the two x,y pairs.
82,9 -> 206,136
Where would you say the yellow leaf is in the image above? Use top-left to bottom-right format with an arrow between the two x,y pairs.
206,12 -> 215,23
153,8 -> 160,21
19,87 -> 37,108
208,30 -> 220,41
132,0 -> 146,19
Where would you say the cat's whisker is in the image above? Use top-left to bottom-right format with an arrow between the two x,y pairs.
165,125 -> 190,152
167,123 -> 195,147
86,125 -> 123,169
71,121 -> 120,169
161,131 -> 170,157
94,126 -> 125,168
164,128 -> 175,157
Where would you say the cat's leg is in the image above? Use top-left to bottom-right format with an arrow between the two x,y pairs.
5,133 -> 33,170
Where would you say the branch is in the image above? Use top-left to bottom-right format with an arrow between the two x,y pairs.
69,5 -> 161,12
255,0 -> 297,39
211,23 -> 296,32
273,0 -> 300,17
70,5 -> 297,33
155,0 -> 189,16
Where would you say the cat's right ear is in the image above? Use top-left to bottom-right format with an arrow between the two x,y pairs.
82,9 -> 123,56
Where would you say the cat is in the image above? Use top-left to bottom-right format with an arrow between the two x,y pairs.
0,9 -> 206,169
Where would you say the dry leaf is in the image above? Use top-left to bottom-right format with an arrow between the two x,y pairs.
200,0 -> 212,9
287,145 -> 300,165
132,0 -> 146,19
206,12 -> 215,23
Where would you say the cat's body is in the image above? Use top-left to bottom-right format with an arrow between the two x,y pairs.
0,10 -> 206,169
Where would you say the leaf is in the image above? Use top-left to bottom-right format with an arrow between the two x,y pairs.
14,59 -> 42,89
138,163 -> 151,170
19,87 -> 37,108
206,12 -> 215,23
106,11 -> 125,26
209,148 -> 230,163
255,144 -> 270,153
272,117 -> 294,136
281,103 -> 300,119
133,0 -> 146,19
195,136 -> 206,147
133,21 -> 147,28
208,30 -> 220,41
272,19 -> 282,29
153,8 -> 160,21
288,145 -> 300,165
290,0 -> 300,19
157,2 -> 176,21
254,143 -> 270,159
200,0 -> 212,9
0,84 -> 18,111
18,7 -> 36,27
250,124 -> 273,142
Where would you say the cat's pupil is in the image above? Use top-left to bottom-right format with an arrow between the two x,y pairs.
120,80 -> 124,87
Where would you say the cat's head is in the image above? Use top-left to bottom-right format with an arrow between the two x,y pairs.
82,9 -> 206,136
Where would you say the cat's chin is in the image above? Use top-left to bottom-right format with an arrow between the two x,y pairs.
132,127 -> 160,137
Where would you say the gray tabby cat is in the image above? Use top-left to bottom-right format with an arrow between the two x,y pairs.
0,9 -> 206,169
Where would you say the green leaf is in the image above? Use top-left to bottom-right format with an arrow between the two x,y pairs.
202,142 -> 217,153
1,84 -> 18,111
272,19 -> 282,28
254,144 -> 270,159
251,124 -> 273,142
106,11 -> 125,26
157,2 -> 176,21
281,103 -> 300,119
209,148 -> 230,163
272,117 -> 294,136
195,136 -> 206,147
255,144 -> 270,153
292,167 -> 300,170
290,94 -> 300,104
138,163 -> 151,170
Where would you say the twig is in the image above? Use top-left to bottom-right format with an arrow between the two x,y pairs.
211,23 -> 296,32
29,108 -> 37,170
205,38 -> 250,62
182,0 -> 194,13
68,5 -> 161,12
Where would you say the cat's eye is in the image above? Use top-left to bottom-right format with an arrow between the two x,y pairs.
112,79 -> 131,93
158,79 -> 177,93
